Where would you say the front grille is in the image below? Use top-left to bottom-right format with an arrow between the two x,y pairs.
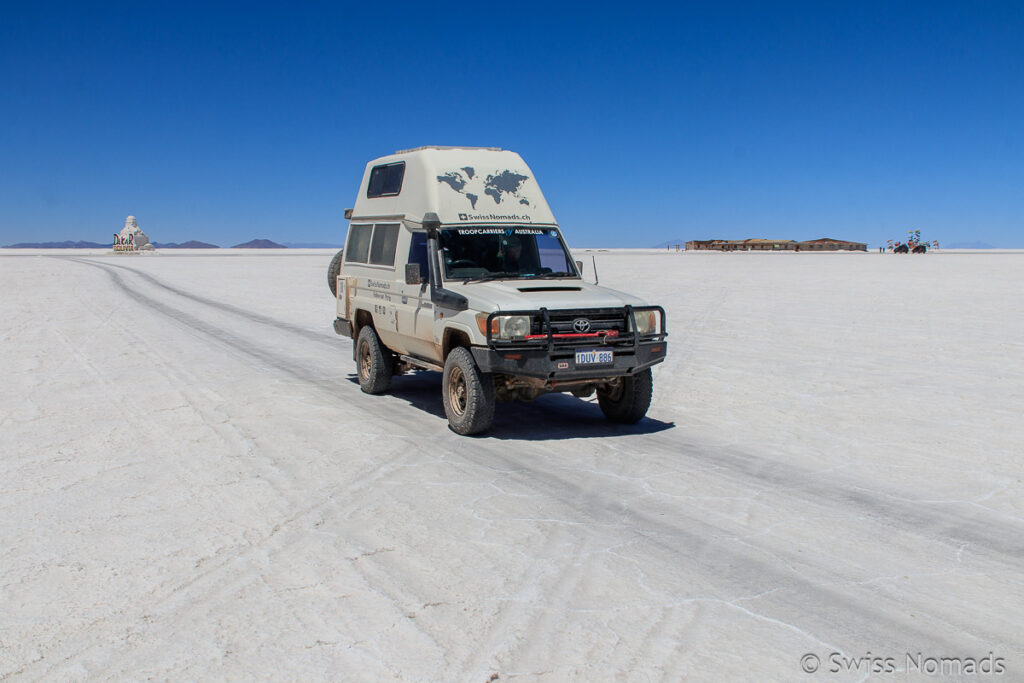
520,307 -> 637,348
486,306 -> 666,350
541,308 -> 627,337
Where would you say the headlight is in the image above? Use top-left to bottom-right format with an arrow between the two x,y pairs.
632,310 -> 658,335
500,315 -> 531,339
477,314 -> 532,340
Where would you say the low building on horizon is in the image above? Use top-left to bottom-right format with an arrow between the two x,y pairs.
685,237 -> 867,252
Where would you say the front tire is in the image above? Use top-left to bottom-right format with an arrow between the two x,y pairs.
442,347 -> 495,435
597,369 -> 653,424
356,326 -> 392,394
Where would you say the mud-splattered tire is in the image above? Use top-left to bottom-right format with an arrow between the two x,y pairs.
327,249 -> 344,296
442,347 -> 495,435
356,326 -> 392,394
597,369 -> 653,424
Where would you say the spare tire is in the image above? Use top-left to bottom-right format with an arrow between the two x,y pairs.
327,249 -> 344,296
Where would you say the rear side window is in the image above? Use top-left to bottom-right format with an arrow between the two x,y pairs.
367,162 -> 405,198
369,223 -> 400,266
345,224 -> 373,263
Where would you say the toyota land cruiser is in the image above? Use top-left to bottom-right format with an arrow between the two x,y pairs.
329,146 -> 667,435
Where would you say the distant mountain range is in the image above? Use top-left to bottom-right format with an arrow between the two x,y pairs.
152,241 -> 219,248
231,239 -> 286,248
3,238 -> 291,249
9,237 -> 1003,251
281,241 -> 344,248
4,240 -> 111,248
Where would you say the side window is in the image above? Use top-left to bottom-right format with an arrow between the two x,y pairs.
367,162 -> 405,198
408,231 -> 429,278
345,224 -> 373,263
537,232 -> 572,272
369,223 -> 400,266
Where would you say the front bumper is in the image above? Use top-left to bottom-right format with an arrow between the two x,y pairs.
475,305 -> 667,382
471,340 -> 666,381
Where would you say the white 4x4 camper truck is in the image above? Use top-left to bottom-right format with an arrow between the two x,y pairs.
329,147 -> 667,435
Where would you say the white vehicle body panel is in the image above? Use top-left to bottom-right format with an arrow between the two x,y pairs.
351,147 -> 557,227
449,281 -> 647,312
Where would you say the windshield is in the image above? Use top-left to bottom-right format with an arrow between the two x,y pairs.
439,227 -> 578,281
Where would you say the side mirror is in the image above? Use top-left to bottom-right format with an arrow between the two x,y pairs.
575,260 -> 584,275
405,263 -> 422,285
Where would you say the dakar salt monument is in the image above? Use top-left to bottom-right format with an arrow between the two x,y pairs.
113,216 -> 155,252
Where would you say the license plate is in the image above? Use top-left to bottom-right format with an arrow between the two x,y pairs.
575,349 -> 613,365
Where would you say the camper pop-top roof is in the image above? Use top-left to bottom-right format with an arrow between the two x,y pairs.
349,147 -> 557,227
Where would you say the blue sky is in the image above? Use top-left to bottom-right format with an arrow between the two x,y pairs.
2,1 -> 1021,247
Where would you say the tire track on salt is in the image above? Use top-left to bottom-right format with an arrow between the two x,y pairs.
66,258 -> 1019,672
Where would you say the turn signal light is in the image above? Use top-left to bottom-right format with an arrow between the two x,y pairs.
476,314 -> 498,336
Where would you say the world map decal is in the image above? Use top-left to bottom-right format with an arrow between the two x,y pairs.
437,168 -> 532,209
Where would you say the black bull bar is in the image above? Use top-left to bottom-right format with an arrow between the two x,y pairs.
473,305 -> 668,381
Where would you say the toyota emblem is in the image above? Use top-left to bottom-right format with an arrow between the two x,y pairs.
572,318 -> 591,333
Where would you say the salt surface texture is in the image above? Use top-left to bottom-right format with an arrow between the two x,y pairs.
1,249 -> 1021,680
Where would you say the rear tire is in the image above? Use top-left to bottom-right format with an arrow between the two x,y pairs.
597,369 -> 653,424
442,347 -> 495,435
356,326 -> 392,394
327,249 -> 344,296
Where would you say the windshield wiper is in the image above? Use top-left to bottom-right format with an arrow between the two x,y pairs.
462,271 -> 520,284
462,271 -> 576,284
529,272 -> 577,279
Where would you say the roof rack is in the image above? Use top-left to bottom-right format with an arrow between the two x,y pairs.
394,145 -> 503,154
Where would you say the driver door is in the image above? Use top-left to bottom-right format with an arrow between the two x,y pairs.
395,231 -> 440,361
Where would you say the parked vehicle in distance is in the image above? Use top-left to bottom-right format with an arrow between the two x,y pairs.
330,146 -> 667,435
